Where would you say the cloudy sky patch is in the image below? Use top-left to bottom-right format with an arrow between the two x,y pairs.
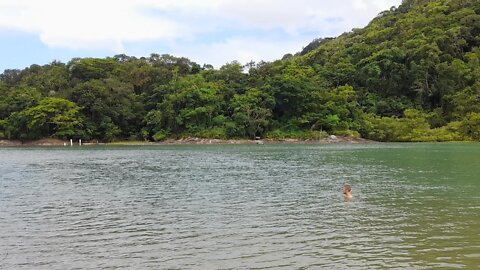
0,0 -> 401,71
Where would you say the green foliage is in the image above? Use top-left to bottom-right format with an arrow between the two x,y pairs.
0,86 -> 42,119
360,109 -> 461,142
1,0 -> 480,142
231,88 -> 274,138
192,127 -> 228,139
7,98 -> 83,140
267,62 -> 319,120
153,74 -> 226,135
68,58 -> 118,81
152,130 -> 169,142
265,129 -> 328,140
0,119 -> 8,139
459,112 -> 480,141
300,38 -> 335,55
67,78 -> 143,140
333,129 -> 361,138
449,82 -> 480,119
299,85 -> 362,133
18,62 -> 69,96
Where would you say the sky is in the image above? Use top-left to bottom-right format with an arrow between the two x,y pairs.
0,0 -> 401,72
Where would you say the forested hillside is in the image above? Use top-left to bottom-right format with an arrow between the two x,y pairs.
1,0 -> 480,142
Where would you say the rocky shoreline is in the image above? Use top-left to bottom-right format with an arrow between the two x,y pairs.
0,139 -> 68,146
0,136 -> 376,146
155,136 -> 376,145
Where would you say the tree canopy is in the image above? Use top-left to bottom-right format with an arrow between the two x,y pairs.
1,0 -> 480,142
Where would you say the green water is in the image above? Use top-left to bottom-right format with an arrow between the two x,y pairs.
0,143 -> 479,269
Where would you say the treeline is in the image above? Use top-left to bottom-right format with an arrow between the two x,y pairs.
1,0 -> 480,142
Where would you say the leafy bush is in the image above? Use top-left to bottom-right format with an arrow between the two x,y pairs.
333,129 -> 361,138
459,112 -> 480,141
152,130 -> 169,141
360,109 -> 461,142
265,129 -> 328,140
192,127 -> 228,139
0,119 -> 7,139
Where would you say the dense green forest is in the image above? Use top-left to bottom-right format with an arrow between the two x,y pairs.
1,0 -> 480,142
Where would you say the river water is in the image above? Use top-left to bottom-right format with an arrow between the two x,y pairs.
0,143 -> 479,269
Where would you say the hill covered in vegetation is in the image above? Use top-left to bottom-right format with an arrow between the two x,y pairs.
1,0 -> 480,142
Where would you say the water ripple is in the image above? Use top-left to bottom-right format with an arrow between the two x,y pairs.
0,144 -> 479,269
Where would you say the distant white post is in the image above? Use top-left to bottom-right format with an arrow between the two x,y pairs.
79,139 -> 82,146
70,139 -> 73,146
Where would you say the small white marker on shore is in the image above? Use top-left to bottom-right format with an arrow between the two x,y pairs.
79,139 -> 82,146
70,139 -> 73,146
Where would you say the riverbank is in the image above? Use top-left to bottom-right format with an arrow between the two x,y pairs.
0,136 -> 376,146
0,138 -> 69,146
152,136 -> 376,145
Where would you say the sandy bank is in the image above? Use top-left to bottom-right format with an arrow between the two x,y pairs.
0,138 -> 68,146
0,140 -> 23,146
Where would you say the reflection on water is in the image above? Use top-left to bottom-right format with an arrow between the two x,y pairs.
0,144 -> 479,269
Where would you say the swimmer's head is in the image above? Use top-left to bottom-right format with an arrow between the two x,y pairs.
343,184 -> 352,194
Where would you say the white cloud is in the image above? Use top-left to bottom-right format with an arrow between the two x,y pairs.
0,0 -> 185,51
0,0 -> 401,63
353,0 -> 368,10
175,37 -> 309,67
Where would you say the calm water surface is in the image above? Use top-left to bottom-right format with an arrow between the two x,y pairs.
0,143 -> 479,269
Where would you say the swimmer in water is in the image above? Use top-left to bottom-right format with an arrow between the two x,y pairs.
343,184 -> 353,199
